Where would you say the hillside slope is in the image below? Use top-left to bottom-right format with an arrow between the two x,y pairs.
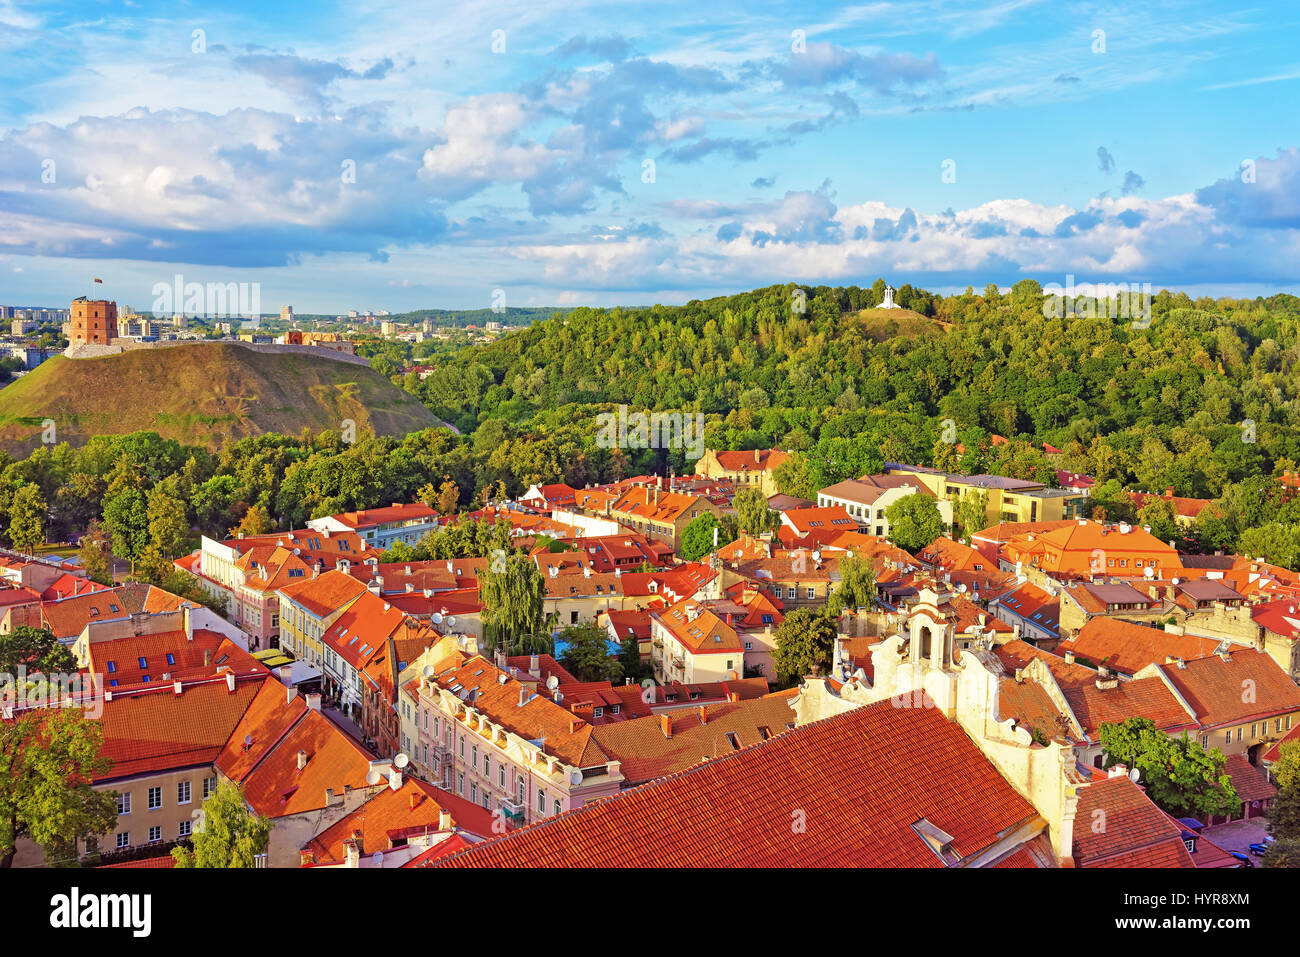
0,343 -> 441,454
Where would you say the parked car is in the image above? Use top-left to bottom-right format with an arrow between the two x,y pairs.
1249,842 -> 1270,856
1228,851 -> 1255,867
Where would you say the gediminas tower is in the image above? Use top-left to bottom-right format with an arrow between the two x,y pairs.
69,296 -> 117,346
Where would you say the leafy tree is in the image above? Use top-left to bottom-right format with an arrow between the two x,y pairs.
1137,497 -> 1179,545
557,622 -> 623,683
7,484 -> 46,554
0,625 -> 75,680
1262,839 -> 1300,868
146,485 -> 190,558
772,609 -> 837,687
827,553 -> 875,616
954,490 -> 989,542
618,633 -> 647,685
1098,717 -> 1239,817
884,493 -> 945,553
734,487 -> 776,537
0,708 -> 118,868
171,781 -> 271,868
678,513 -> 733,561
229,503 -> 274,538
436,479 -> 460,517
102,487 -> 149,570
76,519 -> 113,584
481,554 -> 546,654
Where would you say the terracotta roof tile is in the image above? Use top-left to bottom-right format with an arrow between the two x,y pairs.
437,699 -> 1042,868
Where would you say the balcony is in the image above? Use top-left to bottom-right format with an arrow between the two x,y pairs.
501,799 -> 526,823
671,655 -> 685,670
652,639 -> 664,650
430,745 -> 452,765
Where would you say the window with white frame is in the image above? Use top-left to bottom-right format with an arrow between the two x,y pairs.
117,792 -> 131,815
177,781 -> 191,804
147,786 -> 162,810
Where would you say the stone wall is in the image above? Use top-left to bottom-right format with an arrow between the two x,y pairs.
62,338 -> 371,367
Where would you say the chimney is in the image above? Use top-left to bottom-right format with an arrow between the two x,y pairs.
529,654 -> 539,673
754,449 -> 760,463
438,809 -> 452,831
286,682 -> 298,704
518,686 -> 529,707
698,705 -> 707,725
409,791 -> 420,810
183,605 -> 193,642
344,839 -> 360,868
297,750 -> 309,770
660,713 -> 673,738
225,671 -> 236,692
1063,650 -> 1075,664
305,692 -> 321,711
173,679 -> 183,695
204,647 -> 213,667
388,766 -> 401,791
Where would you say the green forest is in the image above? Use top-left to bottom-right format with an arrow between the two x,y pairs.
0,278 -> 1298,572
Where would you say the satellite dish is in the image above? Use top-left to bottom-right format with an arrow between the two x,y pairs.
1129,768 -> 1141,783
570,770 -> 582,785
432,613 -> 444,624
394,752 -> 409,769
423,664 -> 436,678
1171,577 -> 1180,585
446,616 -> 456,627
244,734 -> 253,747
1143,566 -> 1155,578
372,850 -> 384,866
365,769 -> 382,786
546,675 -> 559,691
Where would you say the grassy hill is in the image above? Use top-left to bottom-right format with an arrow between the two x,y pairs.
0,343 -> 441,454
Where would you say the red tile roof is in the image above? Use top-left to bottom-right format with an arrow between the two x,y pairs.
1224,753 -> 1277,804
96,675 -> 269,782
436,698 -> 1043,868
1061,618 -> 1220,676
1155,648 -> 1300,728
591,697 -> 797,785
277,570 -> 368,618
302,777 -> 496,865
1071,775 -> 1195,868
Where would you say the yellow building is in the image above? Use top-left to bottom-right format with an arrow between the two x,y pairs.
276,571 -> 368,672
695,448 -> 789,497
885,464 -> 1090,526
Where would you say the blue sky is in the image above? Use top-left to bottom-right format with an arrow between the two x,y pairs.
2,0 -> 1299,312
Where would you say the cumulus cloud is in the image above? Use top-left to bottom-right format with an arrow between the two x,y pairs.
1195,148 -> 1300,228
755,42 -> 943,94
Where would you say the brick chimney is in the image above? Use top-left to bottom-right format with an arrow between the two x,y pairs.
698,705 -> 707,725
297,750 -> 309,770
660,713 -> 673,739
305,692 -> 321,711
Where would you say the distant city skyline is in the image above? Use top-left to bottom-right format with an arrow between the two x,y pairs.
3,0 -> 1300,311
